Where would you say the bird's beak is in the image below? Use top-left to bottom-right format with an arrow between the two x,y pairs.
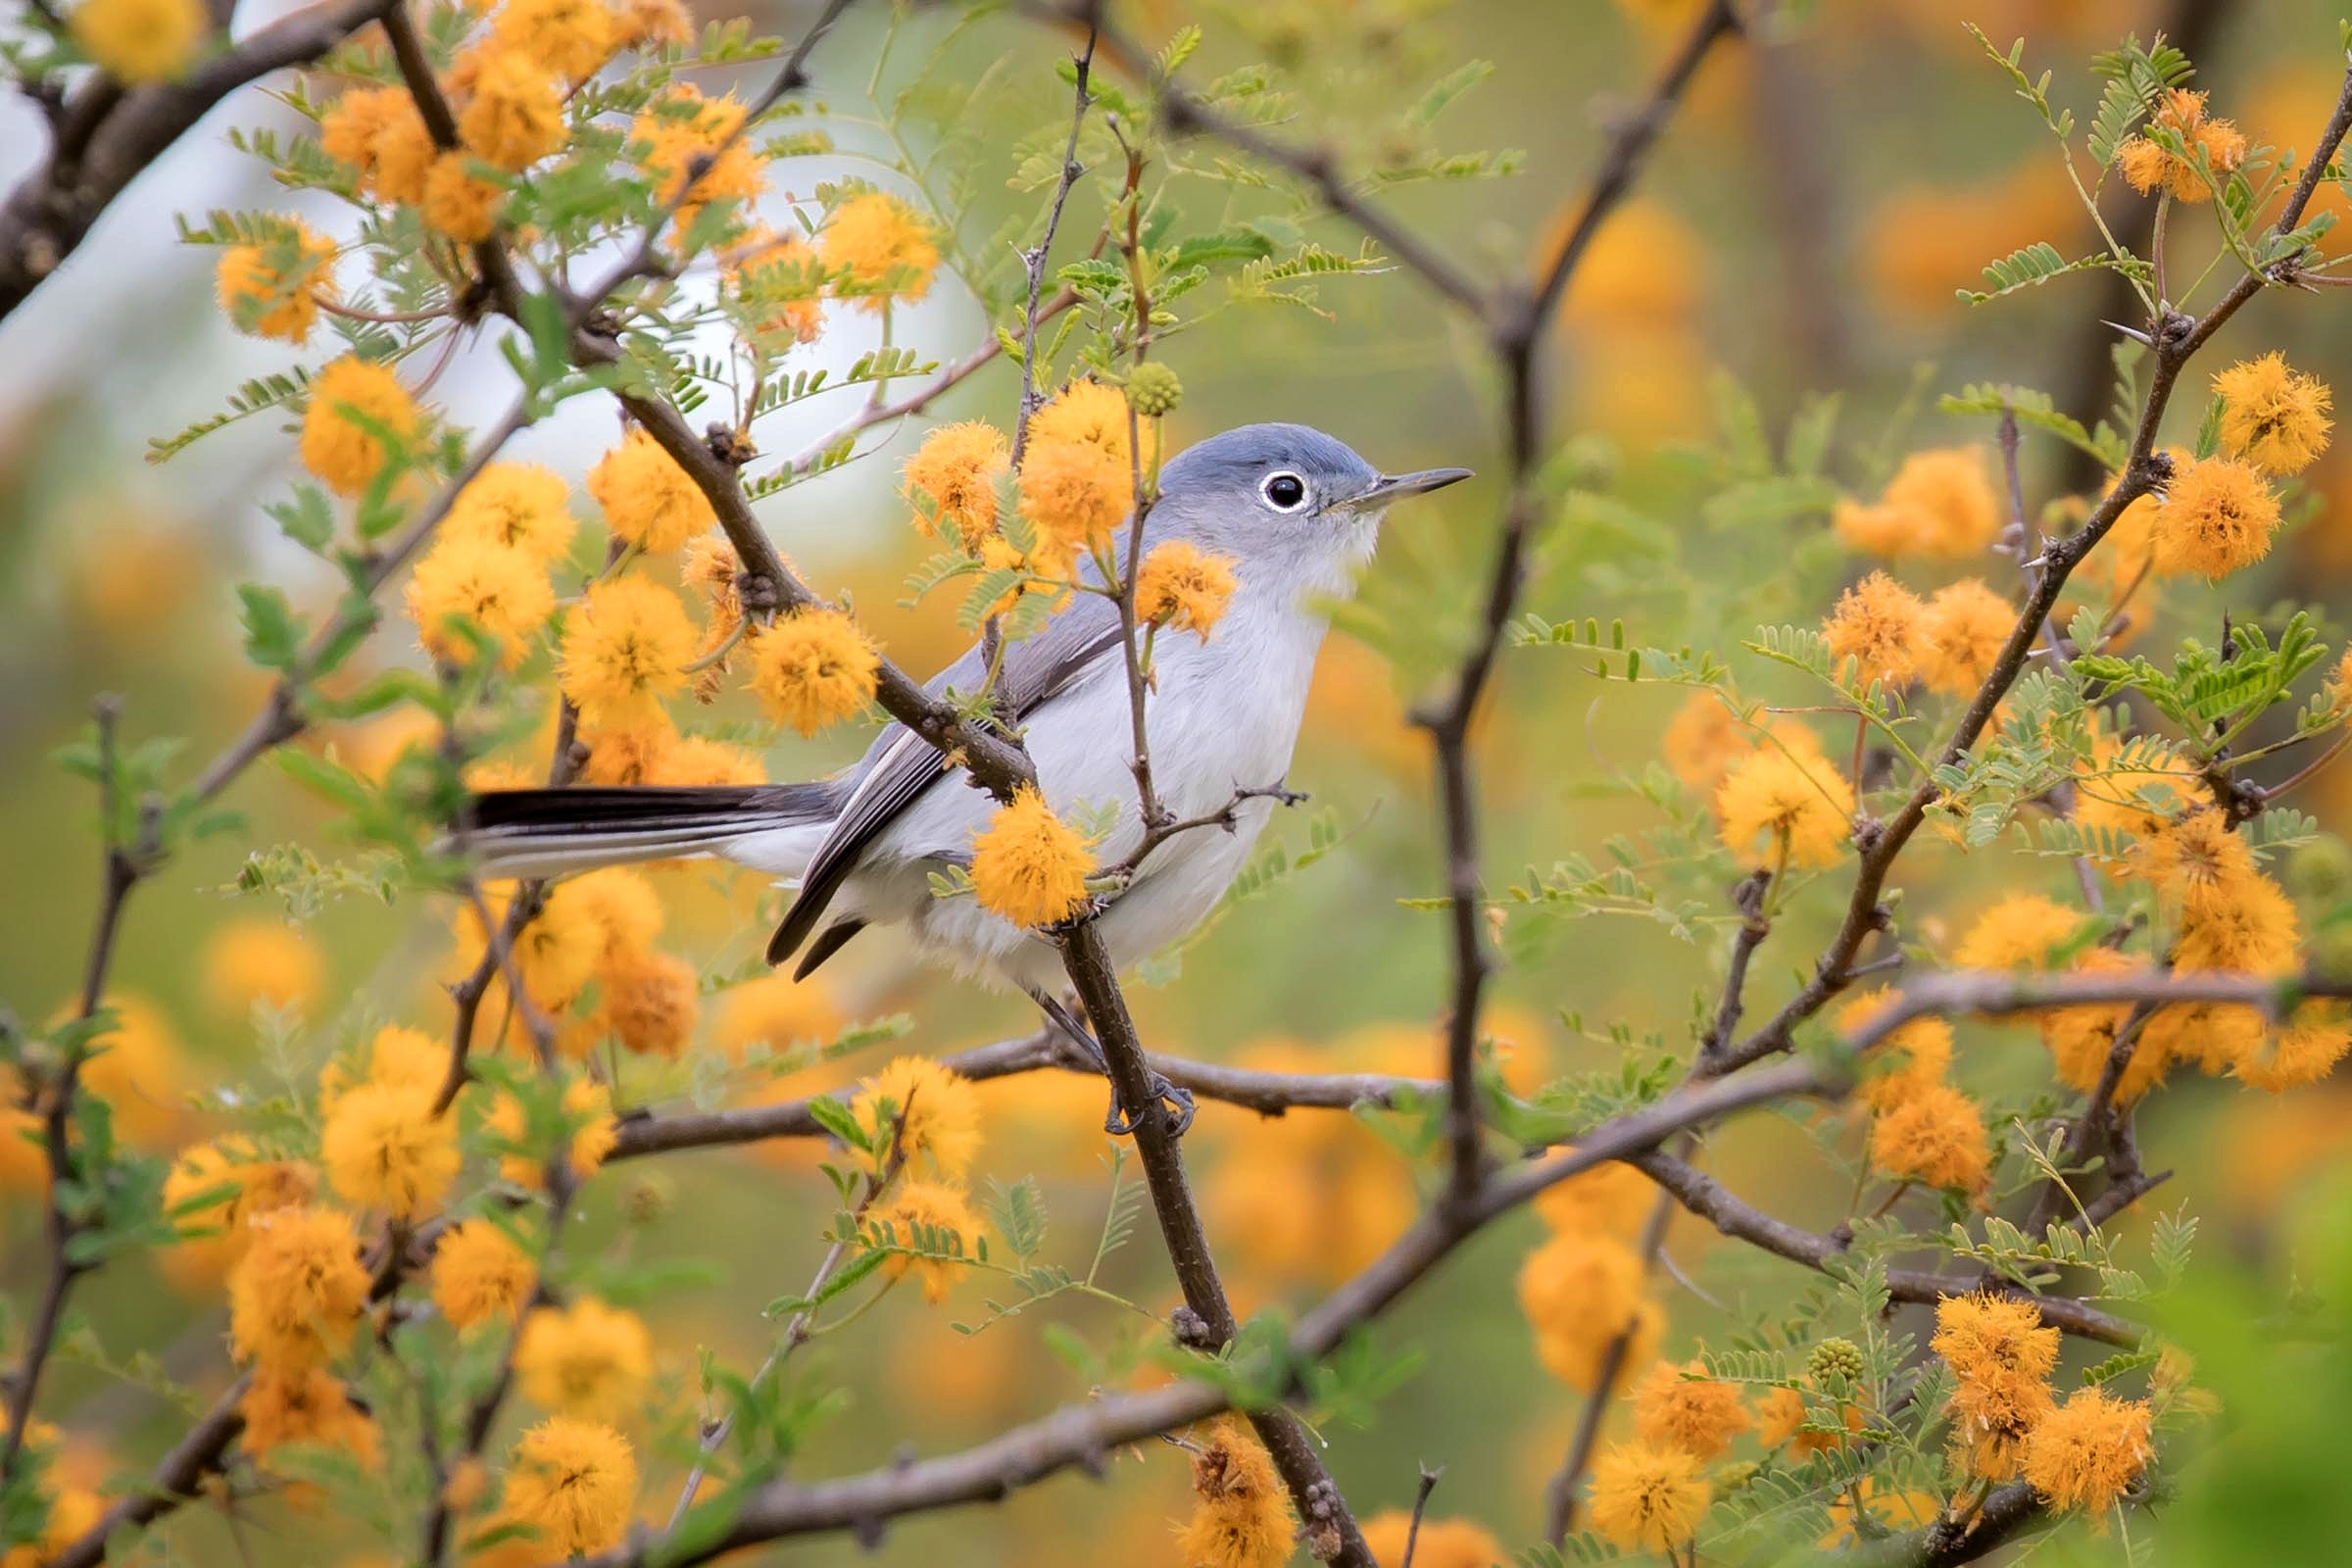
1341,466 -> 1474,511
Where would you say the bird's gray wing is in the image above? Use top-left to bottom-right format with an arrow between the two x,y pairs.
766,593 -> 1127,970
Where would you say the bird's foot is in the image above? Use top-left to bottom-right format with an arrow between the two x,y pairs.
1102,1071 -> 1196,1139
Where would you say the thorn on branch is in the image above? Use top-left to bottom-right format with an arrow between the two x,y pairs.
1169,1304 -> 1220,1351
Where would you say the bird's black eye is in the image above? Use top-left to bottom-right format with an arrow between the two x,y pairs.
1261,472 -> 1307,511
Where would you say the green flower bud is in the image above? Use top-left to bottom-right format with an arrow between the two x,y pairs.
1807,1337 -> 1865,1388
1713,1459 -> 1762,1494
1127,362 -> 1183,417
2288,836 -> 2352,901
623,1175 -> 671,1227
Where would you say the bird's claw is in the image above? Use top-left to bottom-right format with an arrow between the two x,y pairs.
1102,1072 -> 1196,1138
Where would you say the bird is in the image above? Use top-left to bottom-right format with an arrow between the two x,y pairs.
458,422 -> 1470,1129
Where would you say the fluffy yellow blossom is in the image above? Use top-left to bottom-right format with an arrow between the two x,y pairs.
588,427 -> 713,552
2214,352 -> 2332,474
1714,746 -> 1855,868
714,970 -> 841,1060
200,917 -> 324,1018
492,0 -> 614,81
1517,1231 -> 1658,1391
320,1022 -> 445,1113
2139,808 -> 2256,916
1838,987 -> 1954,1112
421,153 -> 506,243
488,1077 -> 618,1187
969,786 -> 1096,928
818,191 -> 939,311
611,0 -> 692,48
2152,456 -> 2280,580
2119,88 -> 2248,203
2237,1007 -> 2352,1091
2021,1388 -> 2154,1521
559,575 -> 698,725
1137,541 -> 1240,638
1933,1294 -> 2060,1481
1632,1359 -> 1751,1459
1173,1419 -> 1295,1568
458,881 -> 605,1015
216,219 -> 337,343
241,1366 -> 379,1468
577,714 -> 676,785
1018,381 -> 1135,553
320,1080 -> 459,1219
1755,1382 -> 1863,1456
1530,1153 -> 1654,1242
903,421 -> 1009,546
566,866 -> 664,960
2173,868 -> 2300,974
724,226 -> 826,348
2143,998 -> 2267,1077
72,0 -> 208,79
1660,696 -> 1820,793
459,48 -> 564,171
598,948 -> 698,1058
746,609 -> 880,736
1869,1081 -> 1990,1193
631,85 -> 767,227
852,1056 -> 983,1178
227,1203 -> 369,1369
872,1180 -> 982,1303
1918,577 -> 2014,696
1954,892 -> 2082,971
301,356 -> 418,498
1588,1442 -> 1712,1553
446,462 -> 575,563
429,1218 -> 535,1329
319,86 -> 434,204
658,734 -> 764,785
1879,448 -> 2000,558
2042,949 -> 2169,1105
1823,570 -> 1926,688
514,1298 -> 653,1421
1358,1512 -> 1504,1568
160,1137 -> 316,1283
502,1417 -> 637,1556
405,536 -> 555,668
2073,730 -> 2201,868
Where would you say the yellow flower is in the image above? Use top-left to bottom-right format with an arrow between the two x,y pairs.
420,153 -> 506,243
1823,569 -> 1925,688
2073,730 -> 2201,870
1018,381 -> 1136,553
502,1417 -> 637,1556
852,1056 -> 983,1178
1918,577 -> 2014,696
558,575 -> 698,725
597,947 -> 698,1058
239,1365 -> 380,1468
587,426 -> 713,553
1659,695 -> 1820,793
1358,1511 -> 1504,1568
1516,1231 -> 1658,1391
611,0 -> 693,49
1932,1294 -> 2059,1481
1632,1358 -> 1751,1459
1833,497 -> 1929,558
1953,892 -> 2082,971
1530,1152 -> 1654,1242
1838,987 -> 1953,1112
871,1180 -> 981,1303
459,47 -> 565,172
321,1022 -> 446,1113
1136,541 -> 1240,638
577,713 -> 676,785
2173,867 -> 2300,974
488,1077 -> 618,1188
2021,1388 -> 2153,1522
405,536 -> 555,668
458,881 -> 604,1015
429,1218 -> 535,1329
2237,1006 -> 2352,1091
71,0 -> 207,81
226,1203 -> 369,1369
1172,1419 -> 1295,1568
200,917 -> 324,1019
746,608 -> 880,737
446,462 -> 575,563
319,85 -> 435,205
724,225 -> 827,349
160,1136 -> 317,1285
565,866 -> 664,961
2119,87 -> 2248,204
902,421 -> 1009,546
969,786 -> 1096,928
492,0 -> 614,81
1714,747 -> 1855,868
514,1298 -> 653,1421
301,356 -> 419,498
216,219 -> 337,343
714,971 -> 841,1060
2213,351 -> 2332,474
2143,998 -> 2268,1077
818,191 -> 939,311
1883,447 -> 1999,558
2,1472 -> 102,1567
2041,948 -> 2169,1105
631,85 -> 767,229
320,1080 -> 459,1219
656,734 -> 764,785
2151,455 -> 2280,580
2138,808 -> 2256,914
1587,1442 -> 1712,1554
1868,1081 -> 1990,1194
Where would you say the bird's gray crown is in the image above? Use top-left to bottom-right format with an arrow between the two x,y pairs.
1157,421 -> 1381,504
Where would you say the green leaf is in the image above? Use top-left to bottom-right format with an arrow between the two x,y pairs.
237,585 -> 304,672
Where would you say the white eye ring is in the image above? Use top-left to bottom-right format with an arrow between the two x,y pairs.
1260,471 -> 1309,511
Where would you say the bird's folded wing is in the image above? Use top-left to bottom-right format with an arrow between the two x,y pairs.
766,592 -> 1127,967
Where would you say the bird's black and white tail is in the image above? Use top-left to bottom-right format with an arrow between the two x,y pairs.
457,782 -> 839,880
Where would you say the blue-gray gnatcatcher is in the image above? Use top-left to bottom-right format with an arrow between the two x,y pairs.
463,422 -> 1468,1120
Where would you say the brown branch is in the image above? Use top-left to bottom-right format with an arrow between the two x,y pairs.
1008,28 -> 1096,465
0,0 -> 398,322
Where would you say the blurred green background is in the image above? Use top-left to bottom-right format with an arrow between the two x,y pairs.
8,0 -> 2352,1561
